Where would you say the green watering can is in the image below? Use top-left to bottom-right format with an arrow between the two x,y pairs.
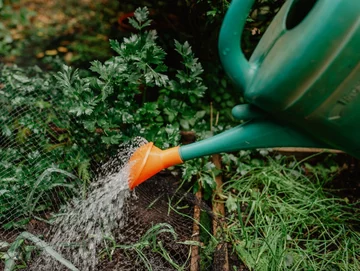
128,0 -> 360,189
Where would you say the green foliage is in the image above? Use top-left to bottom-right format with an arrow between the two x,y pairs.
303,154 -> 341,183
2,231 -> 78,271
0,2 -> 35,57
221,155 -> 360,270
54,7 -> 207,150
0,0 -> 120,67
127,7 -> 152,31
0,65 -> 85,229
0,6 -> 209,230
102,223 -> 191,271
195,0 -> 230,23
181,158 -> 220,200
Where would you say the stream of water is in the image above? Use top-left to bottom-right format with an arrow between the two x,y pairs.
31,138 -> 147,271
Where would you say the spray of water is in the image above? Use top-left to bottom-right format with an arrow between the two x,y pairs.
31,137 -> 147,271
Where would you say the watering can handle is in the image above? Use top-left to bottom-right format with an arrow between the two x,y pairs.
219,0 -> 256,92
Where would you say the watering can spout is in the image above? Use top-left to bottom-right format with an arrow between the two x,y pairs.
128,143 -> 183,189
128,119 -> 329,189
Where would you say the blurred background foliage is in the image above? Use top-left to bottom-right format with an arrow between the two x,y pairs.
0,0 -> 284,94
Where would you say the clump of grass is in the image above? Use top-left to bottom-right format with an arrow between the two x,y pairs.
102,223 -> 192,271
222,156 -> 360,271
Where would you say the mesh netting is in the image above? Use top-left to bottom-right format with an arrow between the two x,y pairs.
0,69 -> 83,243
0,66 -> 221,270
97,176 -> 202,271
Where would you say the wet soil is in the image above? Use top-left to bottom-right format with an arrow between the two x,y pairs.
0,158 -> 359,270
97,172 -> 200,271
324,157 -> 360,206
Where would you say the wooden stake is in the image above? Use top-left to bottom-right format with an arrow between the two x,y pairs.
190,187 -> 202,271
212,154 -> 229,271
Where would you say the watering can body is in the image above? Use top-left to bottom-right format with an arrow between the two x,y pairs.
220,0 -> 360,158
128,0 -> 360,189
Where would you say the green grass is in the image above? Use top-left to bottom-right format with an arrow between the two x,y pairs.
222,156 -> 360,271
102,223 -> 192,271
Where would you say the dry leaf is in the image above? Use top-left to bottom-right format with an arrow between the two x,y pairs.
36,52 -> 45,58
57,46 -> 68,53
45,49 -> 57,56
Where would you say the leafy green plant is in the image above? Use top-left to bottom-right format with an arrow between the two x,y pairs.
0,7 -> 209,231
53,7 -> 208,150
181,158 -> 220,200
0,64 -> 87,229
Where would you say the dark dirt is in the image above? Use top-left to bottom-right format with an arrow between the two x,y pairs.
227,245 -> 249,271
324,158 -> 360,206
0,219 -> 51,271
1,157 -> 359,271
0,172 -> 210,271
96,172 -> 201,271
